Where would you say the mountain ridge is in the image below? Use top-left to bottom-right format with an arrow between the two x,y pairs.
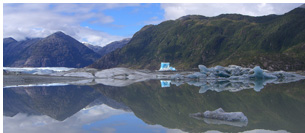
4,31 -> 101,68
89,7 -> 305,71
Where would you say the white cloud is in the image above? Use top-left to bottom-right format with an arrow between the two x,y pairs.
3,104 -> 127,133
3,103 -> 181,133
3,3 -> 139,47
161,3 -> 303,20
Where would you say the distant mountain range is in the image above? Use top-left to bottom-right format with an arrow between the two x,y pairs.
84,38 -> 130,57
89,6 -> 305,71
83,43 -> 103,53
3,32 -> 129,68
96,38 -> 131,57
3,32 -> 101,67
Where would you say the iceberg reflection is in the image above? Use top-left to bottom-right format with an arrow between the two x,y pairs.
160,80 -> 171,87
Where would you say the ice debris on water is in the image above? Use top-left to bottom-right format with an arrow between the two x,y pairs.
3,67 -> 74,75
170,65 -> 305,92
189,108 -> 248,127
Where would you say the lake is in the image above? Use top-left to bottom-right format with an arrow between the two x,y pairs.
3,79 -> 305,133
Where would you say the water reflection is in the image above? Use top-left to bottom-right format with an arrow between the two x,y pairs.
4,79 -> 305,132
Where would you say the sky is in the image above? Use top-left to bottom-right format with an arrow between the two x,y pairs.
4,104 -> 186,133
3,3 -> 304,47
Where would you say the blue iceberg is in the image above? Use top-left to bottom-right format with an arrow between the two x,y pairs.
159,62 -> 176,71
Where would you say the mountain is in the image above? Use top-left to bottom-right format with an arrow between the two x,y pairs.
83,38 -> 130,57
89,7 -> 305,71
4,31 -> 101,68
4,38 -> 42,66
83,43 -> 103,53
96,38 -> 130,57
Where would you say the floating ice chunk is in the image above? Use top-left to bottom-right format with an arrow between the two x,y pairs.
159,62 -> 176,71
203,108 -> 248,122
95,68 -> 153,79
189,108 -> 248,127
187,81 -> 206,87
215,71 -> 230,78
199,65 -> 209,74
186,72 -> 203,79
250,66 -> 277,79
203,118 -> 248,127
170,74 -> 184,79
63,72 -> 94,78
214,65 -> 225,72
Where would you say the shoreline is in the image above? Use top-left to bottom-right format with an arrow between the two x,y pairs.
3,66 -> 305,88
3,74 -> 84,87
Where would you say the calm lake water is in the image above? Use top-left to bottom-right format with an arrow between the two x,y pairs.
4,79 -> 305,133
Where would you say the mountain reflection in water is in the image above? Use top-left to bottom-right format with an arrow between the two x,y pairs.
4,79 -> 305,133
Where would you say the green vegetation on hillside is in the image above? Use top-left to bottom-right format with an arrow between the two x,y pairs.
90,8 -> 305,71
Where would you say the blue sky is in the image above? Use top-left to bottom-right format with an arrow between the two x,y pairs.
3,3 -> 303,47
81,3 -> 164,37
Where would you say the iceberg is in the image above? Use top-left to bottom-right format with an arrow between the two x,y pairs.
159,62 -> 176,71
203,108 -> 248,122
170,74 -> 184,79
169,65 -> 305,92
63,72 -> 94,78
249,66 -> 277,79
203,118 -> 248,127
189,108 -> 248,127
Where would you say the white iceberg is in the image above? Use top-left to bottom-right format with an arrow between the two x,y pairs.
189,108 -> 248,127
168,65 -> 305,92
203,108 -> 248,122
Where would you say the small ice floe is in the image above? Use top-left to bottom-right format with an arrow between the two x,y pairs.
63,72 -> 94,78
189,108 -> 248,127
95,67 -> 154,79
159,62 -> 176,71
95,78 -> 147,87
